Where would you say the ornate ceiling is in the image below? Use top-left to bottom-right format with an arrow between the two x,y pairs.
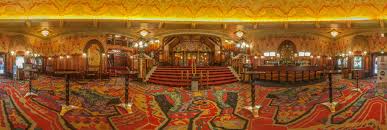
0,0 -> 386,22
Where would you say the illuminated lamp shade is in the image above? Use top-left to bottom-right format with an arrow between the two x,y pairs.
41,29 -> 50,37
382,33 -> 385,38
330,30 -> 339,38
10,51 -> 15,55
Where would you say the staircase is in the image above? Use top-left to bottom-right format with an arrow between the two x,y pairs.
147,66 -> 238,87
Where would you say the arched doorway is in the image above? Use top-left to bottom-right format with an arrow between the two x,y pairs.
278,40 -> 297,65
83,39 -> 105,72
163,35 -> 220,66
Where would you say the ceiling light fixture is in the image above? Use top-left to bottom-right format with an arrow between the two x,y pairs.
41,29 -> 50,37
235,31 -> 244,38
330,29 -> 339,38
139,30 -> 149,37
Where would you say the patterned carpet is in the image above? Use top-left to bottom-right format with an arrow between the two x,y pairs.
0,76 -> 385,129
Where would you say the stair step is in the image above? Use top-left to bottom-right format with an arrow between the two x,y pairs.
149,76 -> 236,82
151,74 -> 235,78
152,72 -> 233,75
148,79 -> 238,86
148,66 -> 238,86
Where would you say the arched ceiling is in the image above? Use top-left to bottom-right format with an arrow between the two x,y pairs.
0,0 -> 386,22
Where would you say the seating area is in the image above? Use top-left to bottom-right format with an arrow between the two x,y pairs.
147,66 -> 238,87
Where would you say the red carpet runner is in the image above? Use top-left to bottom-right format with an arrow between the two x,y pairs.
148,66 -> 238,87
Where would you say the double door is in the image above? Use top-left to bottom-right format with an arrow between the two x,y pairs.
173,52 -> 211,66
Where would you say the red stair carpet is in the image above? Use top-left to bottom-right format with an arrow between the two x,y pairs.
148,66 -> 238,87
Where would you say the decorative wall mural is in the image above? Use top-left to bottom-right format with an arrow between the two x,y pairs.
84,39 -> 105,72
278,40 -> 297,65
88,44 -> 101,70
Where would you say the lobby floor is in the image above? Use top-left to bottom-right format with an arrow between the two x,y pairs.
0,76 -> 384,130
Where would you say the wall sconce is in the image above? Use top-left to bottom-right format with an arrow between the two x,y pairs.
254,56 -> 258,59
328,57 -> 332,60
363,51 -> 367,55
66,55 -> 71,59
82,53 -> 87,58
317,56 -> 321,59
59,56 -> 64,59
310,55 -> 314,58
381,33 -> 385,38
10,51 -> 15,56
102,53 -> 106,57
48,57 -> 52,60
260,56 -> 265,59
25,51 -> 30,55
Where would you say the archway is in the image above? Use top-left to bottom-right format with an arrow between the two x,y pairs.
162,34 -> 220,66
278,40 -> 297,65
83,39 -> 105,72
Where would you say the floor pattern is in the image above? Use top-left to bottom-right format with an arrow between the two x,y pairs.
0,76 -> 385,129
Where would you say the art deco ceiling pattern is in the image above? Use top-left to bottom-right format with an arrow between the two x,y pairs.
0,0 -> 386,22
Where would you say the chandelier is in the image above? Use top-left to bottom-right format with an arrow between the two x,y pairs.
133,30 -> 150,49
132,30 -> 160,55
234,31 -> 250,53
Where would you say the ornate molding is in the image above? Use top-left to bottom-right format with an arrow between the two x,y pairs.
0,0 -> 385,22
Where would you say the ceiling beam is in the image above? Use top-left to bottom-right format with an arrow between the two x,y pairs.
126,21 -> 132,28
59,20 -> 64,28
25,20 -> 31,28
284,22 -> 289,29
222,23 -> 227,30
253,23 -> 259,29
158,22 -> 164,29
191,22 -> 196,29
93,20 -> 99,28
315,21 -> 320,28
346,21 -> 352,28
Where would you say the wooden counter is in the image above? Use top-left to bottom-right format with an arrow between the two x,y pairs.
252,66 -> 325,83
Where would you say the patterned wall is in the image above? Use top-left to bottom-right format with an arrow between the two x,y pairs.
0,34 -> 46,54
0,0 -> 385,22
47,34 -> 106,56
333,33 -> 387,55
251,34 -> 332,56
